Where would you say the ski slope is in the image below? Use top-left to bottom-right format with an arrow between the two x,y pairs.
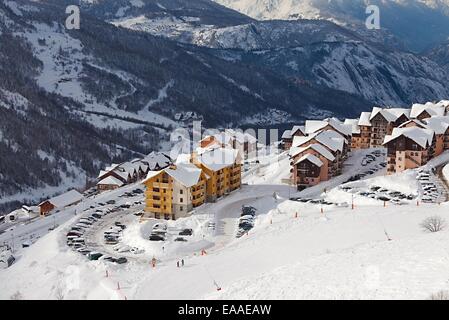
2,150 -> 449,300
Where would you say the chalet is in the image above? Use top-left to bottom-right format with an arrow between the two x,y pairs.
38,190 -> 83,216
97,176 -> 124,191
143,163 -> 207,220
383,127 -> 436,175
294,154 -> 324,190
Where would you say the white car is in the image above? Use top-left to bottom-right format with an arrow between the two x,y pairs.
131,247 -> 145,255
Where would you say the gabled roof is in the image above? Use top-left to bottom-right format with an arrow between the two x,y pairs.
198,147 -> 239,171
423,116 -> 449,134
165,163 -> 203,187
398,119 -> 427,129
370,107 -> 410,122
304,118 -> 351,137
292,130 -> 346,153
410,103 -> 446,118
383,127 -> 435,148
291,125 -> 306,136
281,129 -> 292,139
343,119 -> 360,134
143,152 -> 173,171
294,154 -> 323,167
289,143 -> 335,161
39,190 -> 83,208
97,176 -> 125,187
358,112 -> 372,126
225,129 -> 258,144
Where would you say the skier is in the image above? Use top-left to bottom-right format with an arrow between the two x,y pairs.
177,261 -> 180,268
181,259 -> 184,267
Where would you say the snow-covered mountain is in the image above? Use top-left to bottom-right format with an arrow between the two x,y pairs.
212,0 -> 449,52
1,0 -> 369,212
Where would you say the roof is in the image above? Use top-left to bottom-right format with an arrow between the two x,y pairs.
294,154 -> 323,167
39,190 -> 83,208
165,163 -> 202,187
97,176 -> 125,187
358,112 -> 372,126
225,129 -> 257,144
423,116 -> 449,134
281,130 -> 292,139
398,119 -> 427,129
289,143 -> 335,161
370,107 -> 410,122
383,127 -> 435,148
143,152 -> 173,171
142,163 -> 203,187
291,125 -> 306,136
344,119 -> 360,134
410,103 -> 446,118
292,130 -> 346,153
198,147 -> 239,171
304,118 -> 351,137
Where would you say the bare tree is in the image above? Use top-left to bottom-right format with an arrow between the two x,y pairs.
429,290 -> 449,300
420,216 -> 446,233
10,291 -> 23,300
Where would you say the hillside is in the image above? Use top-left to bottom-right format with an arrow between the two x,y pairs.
2,149 -> 449,299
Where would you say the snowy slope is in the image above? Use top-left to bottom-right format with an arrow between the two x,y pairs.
2,150 -> 449,299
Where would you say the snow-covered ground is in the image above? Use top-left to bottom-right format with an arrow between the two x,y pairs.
2,149 -> 449,300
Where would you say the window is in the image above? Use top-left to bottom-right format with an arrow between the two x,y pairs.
180,198 -> 184,203
180,190 -> 183,194
180,206 -> 183,211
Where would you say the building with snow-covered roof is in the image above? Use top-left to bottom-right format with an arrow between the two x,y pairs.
410,103 -> 446,120
383,127 -> 436,174
38,190 -> 83,216
369,107 -> 410,147
289,143 -> 336,189
194,148 -> 242,202
142,163 -> 208,220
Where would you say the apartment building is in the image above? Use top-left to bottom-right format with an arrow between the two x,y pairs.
289,143 -> 336,190
424,116 -> 449,150
369,107 -> 410,147
291,130 -> 347,177
143,163 -> 207,220
410,103 -> 445,121
383,127 -> 436,175
194,148 -> 241,202
344,119 -> 362,149
281,125 -> 306,150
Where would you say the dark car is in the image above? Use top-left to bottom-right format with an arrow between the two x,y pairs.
120,204 -> 131,209
106,200 -> 116,205
133,189 -> 144,194
149,234 -> 165,241
88,252 -> 103,261
116,257 -> 128,264
174,237 -> 188,242
179,228 -> 193,236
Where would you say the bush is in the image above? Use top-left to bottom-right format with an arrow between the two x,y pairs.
420,216 -> 446,233
429,290 -> 449,300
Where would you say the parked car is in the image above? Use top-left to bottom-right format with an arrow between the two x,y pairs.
174,237 -> 187,242
106,200 -> 116,205
88,252 -> 103,261
149,234 -> 165,241
116,257 -> 128,264
179,228 -> 193,236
